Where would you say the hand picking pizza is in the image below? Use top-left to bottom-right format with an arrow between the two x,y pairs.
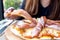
5,8 -> 60,40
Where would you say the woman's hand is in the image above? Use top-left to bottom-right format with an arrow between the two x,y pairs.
45,19 -> 60,30
4,8 -> 36,24
4,7 -> 16,19
46,19 -> 60,26
11,9 -> 37,23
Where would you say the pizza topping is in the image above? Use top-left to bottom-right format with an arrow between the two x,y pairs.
16,20 -> 36,29
22,17 -> 46,38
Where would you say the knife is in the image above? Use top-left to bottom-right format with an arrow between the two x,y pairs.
0,19 -> 14,36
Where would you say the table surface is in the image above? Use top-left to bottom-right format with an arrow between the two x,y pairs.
0,34 -> 7,40
0,25 -> 24,40
4,26 -> 23,40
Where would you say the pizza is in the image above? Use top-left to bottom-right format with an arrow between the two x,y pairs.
10,17 -> 60,40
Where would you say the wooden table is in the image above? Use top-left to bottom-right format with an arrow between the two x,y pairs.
5,26 -> 23,40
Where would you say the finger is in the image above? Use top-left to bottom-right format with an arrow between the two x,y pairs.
4,7 -> 15,18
